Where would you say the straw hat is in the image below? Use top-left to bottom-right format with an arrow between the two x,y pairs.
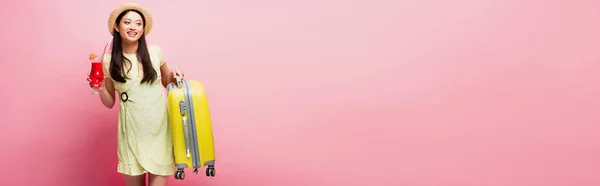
107,2 -> 153,36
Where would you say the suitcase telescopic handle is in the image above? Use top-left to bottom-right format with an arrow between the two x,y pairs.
183,117 -> 192,158
180,100 -> 192,158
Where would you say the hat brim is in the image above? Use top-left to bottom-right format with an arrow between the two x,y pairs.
108,3 -> 153,36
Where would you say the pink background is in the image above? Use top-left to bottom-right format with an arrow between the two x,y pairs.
1,0 -> 600,185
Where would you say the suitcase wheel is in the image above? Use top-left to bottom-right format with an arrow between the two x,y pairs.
174,169 -> 185,180
206,166 -> 216,177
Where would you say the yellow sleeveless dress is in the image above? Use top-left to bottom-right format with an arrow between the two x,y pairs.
101,45 -> 176,176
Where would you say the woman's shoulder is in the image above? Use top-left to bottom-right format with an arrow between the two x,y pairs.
147,45 -> 164,54
147,45 -> 166,65
101,52 -> 112,65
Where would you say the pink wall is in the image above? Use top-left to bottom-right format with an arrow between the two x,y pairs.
1,0 -> 600,185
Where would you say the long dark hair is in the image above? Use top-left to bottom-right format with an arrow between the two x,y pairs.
109,9 -> 157,84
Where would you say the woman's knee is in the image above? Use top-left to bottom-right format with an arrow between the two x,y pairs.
123,174 -> 146,186
148,173 -> 169,186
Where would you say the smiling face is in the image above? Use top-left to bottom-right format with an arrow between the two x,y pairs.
114,10 -> 145,44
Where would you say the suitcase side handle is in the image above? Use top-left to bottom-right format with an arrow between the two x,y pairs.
175,75 -> 183,89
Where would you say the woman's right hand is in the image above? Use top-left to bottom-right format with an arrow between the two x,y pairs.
88,77 -> 107,92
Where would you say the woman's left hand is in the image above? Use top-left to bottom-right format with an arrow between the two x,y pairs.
171,66 -> 185,80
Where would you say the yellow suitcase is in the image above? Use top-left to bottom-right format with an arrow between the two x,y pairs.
166,76 -> 216,180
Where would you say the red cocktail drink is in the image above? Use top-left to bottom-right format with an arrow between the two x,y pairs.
87,53 -> 105,94
89,62 -> 104,88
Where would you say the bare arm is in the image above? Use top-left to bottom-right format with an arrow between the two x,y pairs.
160,62 -> 184,87
161,63 -> 174,87
156,46 -> 184,87
98,78 -> 116,108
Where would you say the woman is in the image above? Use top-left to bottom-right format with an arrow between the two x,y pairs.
94,3 -> 182,186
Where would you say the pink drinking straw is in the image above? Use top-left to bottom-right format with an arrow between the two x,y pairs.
99,40 -> 112,61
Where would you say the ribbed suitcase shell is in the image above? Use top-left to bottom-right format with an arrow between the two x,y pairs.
166,77 -> 216,180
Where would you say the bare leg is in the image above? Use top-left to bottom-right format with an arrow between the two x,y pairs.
148,173 -> 169,186
124,174 -> 146,186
